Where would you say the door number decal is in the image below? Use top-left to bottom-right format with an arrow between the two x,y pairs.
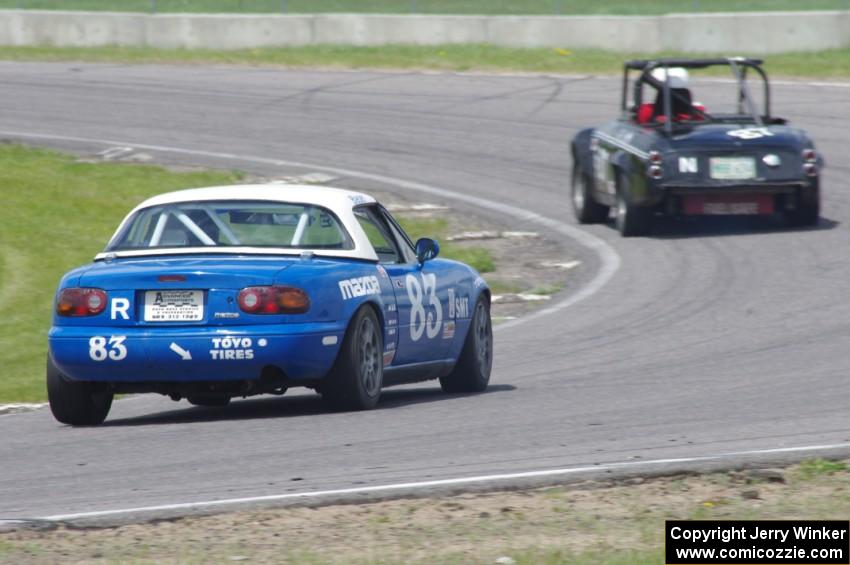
406,273 -> 442,341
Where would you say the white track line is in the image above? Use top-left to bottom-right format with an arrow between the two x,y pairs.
0,129 -> 620,332
0,403 -> 46,415
41,442 -> 850,522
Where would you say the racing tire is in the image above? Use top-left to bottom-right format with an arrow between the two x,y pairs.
187,395 -> 231,407
787,184 -> 820,227
46,355 -> 113,426
571,166 -> 610,224
439,297 -> 493,393
322,306 -> 383,411
615,174 -> 653,237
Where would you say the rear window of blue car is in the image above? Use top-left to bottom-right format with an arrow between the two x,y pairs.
107,201 -> 354,251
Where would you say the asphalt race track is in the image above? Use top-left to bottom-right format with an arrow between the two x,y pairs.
1,63 -> 849,524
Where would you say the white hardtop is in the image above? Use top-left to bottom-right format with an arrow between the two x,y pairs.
133,184 -> 376,212
96,184 -> 381,262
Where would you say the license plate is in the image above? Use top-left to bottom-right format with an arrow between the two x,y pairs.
144,290 -> 204,322
710,157 -> 756,180
683,194 -> 774,216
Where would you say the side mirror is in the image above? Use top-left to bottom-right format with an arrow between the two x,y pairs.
415,238 -> 440,264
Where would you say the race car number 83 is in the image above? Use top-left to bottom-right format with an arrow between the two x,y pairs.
406,273 -> 442,341
89,336 -> 128,362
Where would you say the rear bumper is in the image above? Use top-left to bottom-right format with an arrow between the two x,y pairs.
664,181 -> 803,196
48,322 -> 345,383
649,181 -> 815,214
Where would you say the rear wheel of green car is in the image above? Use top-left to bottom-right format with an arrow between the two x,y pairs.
786,182 -> 820,227
572,165 -> 610,224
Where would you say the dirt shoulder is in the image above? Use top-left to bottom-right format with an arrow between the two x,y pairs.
2,459 -> 849,564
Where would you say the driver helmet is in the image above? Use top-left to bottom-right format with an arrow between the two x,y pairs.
651,67 -> 689,89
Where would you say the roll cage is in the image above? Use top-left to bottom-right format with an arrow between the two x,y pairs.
621,57 -> 776,133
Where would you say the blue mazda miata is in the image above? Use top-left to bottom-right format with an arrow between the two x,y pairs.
47,184 -> 493,425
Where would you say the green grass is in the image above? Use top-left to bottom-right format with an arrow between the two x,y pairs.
441,245 -> 495,272
0,144 -> 242,402
396,215 -> 448,240
3,44 -> 850,78
528,282 -> 565,295
795,458 -> 850,479
487,280 -> 523,294
3,0 -> 850,14
396,215 -> 496,273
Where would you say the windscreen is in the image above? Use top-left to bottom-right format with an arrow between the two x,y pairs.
108,201 -> 353,251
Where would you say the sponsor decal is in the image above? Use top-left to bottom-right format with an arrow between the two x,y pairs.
376,265 -> 389,279
727,127 -> 774,140
144,289 -> 203,322
678,157 -> 698,173
706,202 -> 758,215
383,350 -> 395,367
443,321 -> 456,340
348,194 -> 368,205
210,337 -> 254,360
683,194 -> 773,216
474,276 -> 486,289
154,290 -> 194,305
214,312 -> 240,319
594,146 -> 612,191
339,275 -> 381,300
591,143 -> 619,195
763,153 -> 782,167
387,303 -> 397,313
447,288 -> 470,319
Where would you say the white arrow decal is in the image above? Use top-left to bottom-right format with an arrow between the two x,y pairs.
169,342 -> 192,361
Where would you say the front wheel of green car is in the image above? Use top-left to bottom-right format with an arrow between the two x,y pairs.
615,174 -> 653,237
572,165 -> 610,224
